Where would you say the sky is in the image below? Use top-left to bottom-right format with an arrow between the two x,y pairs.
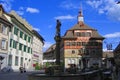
0,0 -> 120,52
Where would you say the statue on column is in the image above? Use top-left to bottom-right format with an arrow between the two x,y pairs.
56,19 -> 61,36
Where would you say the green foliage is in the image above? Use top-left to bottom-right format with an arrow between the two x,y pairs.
35,63 -> 41,70
45,62 -> 51,68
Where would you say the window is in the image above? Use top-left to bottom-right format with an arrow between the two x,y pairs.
65,42 -> 70,46
72,42 -> 76,46
19,43 -> 22,50
10,39 -> 12,47
82,42 -> 86,46
13,40 -> 17,49
81,32 -> 85,37
76,32 -> 82,37
8,55 -> 12,66
24,34 -> 27,40
24,45 -> 27,52
2,24 -> 7,34
14,27 -> 19,35
20,57 -> 23,66
28,47 -> 30,53
15,56 -> 18,66
1,40 -> 6,49
77,42 -> 81,46
28,37 -> 31,43
20,31 -> 23,38
86,32 -> 91,37
72,50 -> 75,54
31,48 -> 32,54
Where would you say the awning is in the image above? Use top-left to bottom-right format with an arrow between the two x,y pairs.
42,59 -> 56,63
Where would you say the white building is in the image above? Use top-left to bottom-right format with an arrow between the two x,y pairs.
6,11 -> 33,71
32,30 -> 44,69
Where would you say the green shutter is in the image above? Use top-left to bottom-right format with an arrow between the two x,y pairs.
24,34 -> 27,40
19,43 -> 22,50
28,47 -> 30,53
10,39 -> 12,47
14,27 -> 19,36
31,48 -> 32,54
24,45 -> 27,52
20,31 -> 23,38
28,37 -> 31,43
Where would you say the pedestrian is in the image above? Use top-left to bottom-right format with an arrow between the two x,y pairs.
23,67 -> 26,73
19,66 -> 23,73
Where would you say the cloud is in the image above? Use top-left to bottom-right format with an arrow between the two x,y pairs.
86,0 -> 102,8
43,42 -> 53,52
33,27 -> 40,32
54,15 -> 76,20
86,0 -> 120,21
0,0 -> 14,12
16,11 -> 24,15
60,0 -> 79,9
16,7 -> 25,15
104,32 -> 120,38
26,7 -> 39,13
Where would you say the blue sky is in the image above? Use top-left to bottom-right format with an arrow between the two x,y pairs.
0,0 -> 120,51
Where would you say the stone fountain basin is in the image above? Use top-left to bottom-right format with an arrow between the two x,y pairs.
28,70 -> 101,80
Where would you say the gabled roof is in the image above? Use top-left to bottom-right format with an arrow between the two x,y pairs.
90,30 -> 104,39
69,23 -> 94,30
62,30 -> 77,39
63,23 -> 104,39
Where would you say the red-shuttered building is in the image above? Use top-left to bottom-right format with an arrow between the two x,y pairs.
62,9 -> 105,69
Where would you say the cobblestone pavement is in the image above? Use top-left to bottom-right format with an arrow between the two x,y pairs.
0,70 -> 44,80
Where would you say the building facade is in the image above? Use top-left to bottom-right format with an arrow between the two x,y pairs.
0,5 -> 44,71
43,44 -> 56,65
103,51 -> 114,68
32,30 -> 44,69
0,5 -> 12,70
62,10 -> 104,69
6,11 -> 33,70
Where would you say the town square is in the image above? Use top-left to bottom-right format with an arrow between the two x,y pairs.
0,0 -> 120,80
